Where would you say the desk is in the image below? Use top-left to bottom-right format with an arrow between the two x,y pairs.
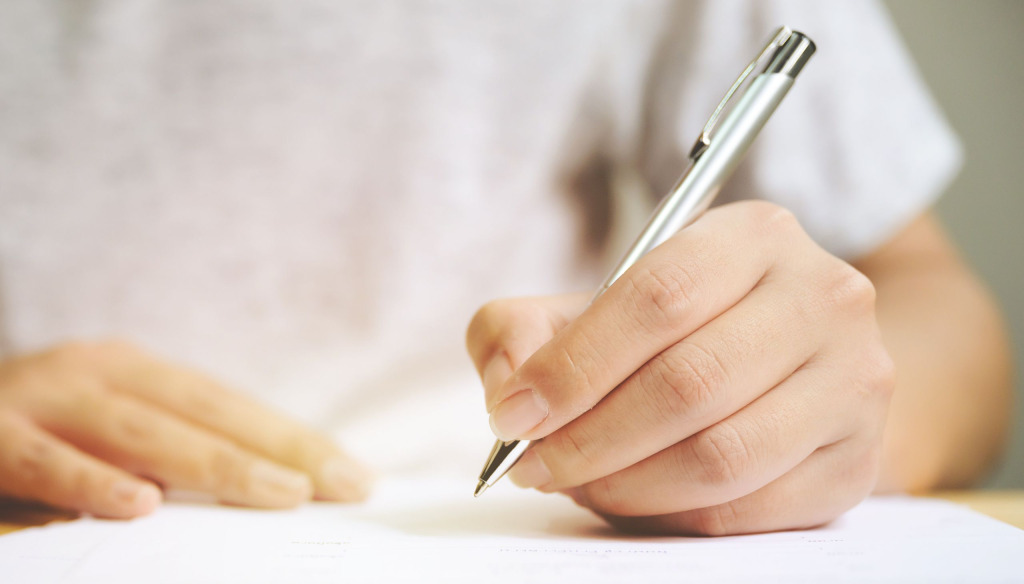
930,490 -> 1024,529
2,491 -> 1022,536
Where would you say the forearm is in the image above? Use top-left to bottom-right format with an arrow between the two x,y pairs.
855,214 -> 1013,492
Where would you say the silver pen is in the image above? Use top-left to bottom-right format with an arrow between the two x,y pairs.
475,27 -> 816,497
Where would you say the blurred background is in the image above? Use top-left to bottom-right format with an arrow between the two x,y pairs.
884,0 -> 1023,488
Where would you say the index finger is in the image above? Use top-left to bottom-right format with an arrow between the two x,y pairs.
486,202 -> 804,442
91,343 -> 371,502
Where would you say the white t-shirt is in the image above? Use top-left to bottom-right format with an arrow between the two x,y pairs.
0,0 -> 959,473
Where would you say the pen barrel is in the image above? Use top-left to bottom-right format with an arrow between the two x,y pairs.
595,73 -> 795,299
478,34 -> 813,496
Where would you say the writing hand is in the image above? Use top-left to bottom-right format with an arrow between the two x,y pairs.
0,341 -> 371,518
467,201 -> 894,535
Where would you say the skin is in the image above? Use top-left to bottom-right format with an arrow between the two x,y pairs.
466,202 -> 1012,536
0,202 -> 1009,532
0,341 -> 372,519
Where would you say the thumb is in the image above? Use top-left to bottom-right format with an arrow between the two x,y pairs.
466,294 -> 587,411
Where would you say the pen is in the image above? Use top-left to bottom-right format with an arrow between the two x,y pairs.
475,27 -> 816,497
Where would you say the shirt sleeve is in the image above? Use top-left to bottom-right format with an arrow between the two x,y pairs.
634,0 -> 962,260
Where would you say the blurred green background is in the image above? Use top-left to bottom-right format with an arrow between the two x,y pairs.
885,0 -> 1023,488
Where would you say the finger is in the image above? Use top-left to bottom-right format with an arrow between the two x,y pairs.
36,390 -> 314,509
91,343 -> 369,501
512,277 -> 827,491
0,411 -> 162,519
596,435 -> 882,536
466,295 -> 587,403
564,354 -> 889,517
487,202 -> 808,441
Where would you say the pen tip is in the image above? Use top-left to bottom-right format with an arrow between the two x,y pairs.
473,480 -> 489,498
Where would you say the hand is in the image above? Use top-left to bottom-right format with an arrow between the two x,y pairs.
0,341 -> 371,519
467,201 -> 894,535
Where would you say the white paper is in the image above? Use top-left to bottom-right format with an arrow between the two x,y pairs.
2,476 -> 1021,583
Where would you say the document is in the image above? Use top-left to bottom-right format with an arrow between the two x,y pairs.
1,476 -> 1021,583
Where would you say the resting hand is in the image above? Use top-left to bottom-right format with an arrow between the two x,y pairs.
467,201 -> 894,535
0,341 -> 371,518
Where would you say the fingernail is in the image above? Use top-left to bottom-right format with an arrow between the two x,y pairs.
111,481 -> 162,515
489,389 -> 548,441
250,460 -> 313,503
319,456 -> 373,502
508,449 -> 553,490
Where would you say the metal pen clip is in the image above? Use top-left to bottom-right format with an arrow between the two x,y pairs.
688,26 -> 794,161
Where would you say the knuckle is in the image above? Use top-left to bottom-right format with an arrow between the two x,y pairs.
184,389 -> 226,421
277,429 -> 332,469
579,478 -> 632,516
687,501 -> 740,537
646,342 -> 726,420
0,413 -> 115,513
688,423 -> 752,488
68,466 -> 96,509
203,445 -> 251,495
546,424 -> 597,477
1,424 -> 84,509
113,403 -> 159,445
630,261 -> 701,333
67,466 -> 122,515
746,201 -> 801,240
558,343 -> 599,399
67,381 -> 113,419
8,431 -> 53,490
818,263 -> 876,315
